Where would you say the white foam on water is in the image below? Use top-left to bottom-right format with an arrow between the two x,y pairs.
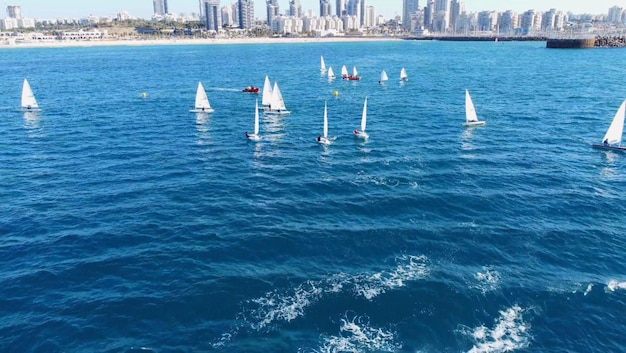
583,284 -> 593,296
472,267 -> 501,294
464,305 -> 530,353
316,314 -> 401,353
607,280 -> 626,291
243,255 -> 429,330
353,255 -> 430,300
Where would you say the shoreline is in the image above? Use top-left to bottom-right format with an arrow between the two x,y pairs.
0,36 -> 402,49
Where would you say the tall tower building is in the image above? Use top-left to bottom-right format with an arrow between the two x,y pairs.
320,0 -> 331,17
203,0 -> 222,30
238,0 -> 255,29
289,0 -> 302,18
402,0 -> 418,29
6,5 -> 22,19
153,0 -> 168,15
359,0 -> 366,26
336,0 -> 345,17
346,0 -> 361,25
266,0 -> 279,25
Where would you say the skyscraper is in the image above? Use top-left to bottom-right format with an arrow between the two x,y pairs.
359,0 -> 366,26
6,5 -> 22,19
266,0 -> 279,25
336,0 -> 345,17
153,0 -> 168,15
402,0 -> 419,29
320,0 -> 331,17
203,0 -> 222,31
289,0 -> 302,18
238,0 -> 254,29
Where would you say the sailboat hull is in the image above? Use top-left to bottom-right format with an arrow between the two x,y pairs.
190,108 -> 215,113
21,107 -> 42,112
592,144 -> 626,151
264,110 -> 291,115
463,121 -> 486,127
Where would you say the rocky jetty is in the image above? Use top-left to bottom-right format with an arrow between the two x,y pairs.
594,36 -> 626,48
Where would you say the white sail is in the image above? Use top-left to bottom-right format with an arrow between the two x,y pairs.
361,97 -> 368,132
465,90 -> 478,123
321,56 -> 326,72
328,67 -> 335,78
271,82 -> 287,111
603,100 -> 626,145
254,99 -> 260,135
323,101 -> 328,138
21,79 -> 39,110
400,67 -> 408,81
353,66 -> 358,76
341,65 -> 349,77
196,82 -> 211,109
262,75 -> 273,106
380,70 -> 388,82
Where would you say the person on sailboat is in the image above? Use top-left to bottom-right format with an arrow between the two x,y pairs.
246,131 -> 250,138
354,129 -> 360,135
317,136 -> 321,142
604,138 -> 609,146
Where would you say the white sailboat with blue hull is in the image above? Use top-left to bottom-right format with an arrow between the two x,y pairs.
246,100 -> 261,141
592,100 -> 626,151
190,82 -> 214,113
463,90 -> 485,126
21,79 -> 41,112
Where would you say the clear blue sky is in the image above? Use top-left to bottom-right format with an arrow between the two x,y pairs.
8,0 -> 622,20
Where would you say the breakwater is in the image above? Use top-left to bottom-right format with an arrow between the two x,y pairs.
547,36 -> 626,48
405,36 -> 546,42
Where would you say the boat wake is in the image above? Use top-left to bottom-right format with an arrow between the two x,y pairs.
315,314 -> 400,353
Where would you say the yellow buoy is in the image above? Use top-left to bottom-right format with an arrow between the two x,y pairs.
333,91 -> 339,96
142,92 -> 147,98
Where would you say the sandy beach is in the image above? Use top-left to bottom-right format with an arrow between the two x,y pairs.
0,36 -> 403,49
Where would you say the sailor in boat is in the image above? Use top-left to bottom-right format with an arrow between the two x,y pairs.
604,138 -> 609,146
354,129 -> 360,135
27,105 -> 32,110
246,131 -> 250,138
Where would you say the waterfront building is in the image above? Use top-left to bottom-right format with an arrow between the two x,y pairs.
477,11 -> 497,32
6,5 -> 22,19
238,0 -> 254,29
271,15 -> 303,34
423,0 -> 434,30
607,6 -> 624,23
450,0 -> 463,31
402,0 -> 419,30
153,0 -> 168,16
346,0 -> 361,26
497,10 -> 517,35
289,0 -> 302,18
203,0 -> 222,31
266,0 -> 279,25
365,6 -> 376,27
320,0 -> 331,17
336,0 -> 345,17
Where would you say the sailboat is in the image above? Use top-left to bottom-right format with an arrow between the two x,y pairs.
354,97 -> 369,139
261,75 -> 273,109
463,90 -> 485,126
351,66 -> 361,80
317,101 -> 331,144
265,82 -> 290,115
190,81 -> 214,113
379,70 -> 388,84
341,65 -> 349,79
320,56 -> 327,73
328,67 -> 335,80
21,79 -> 41,112
400,68 -> 408,82
246,99 -> 261,141
592,100 -> 626,151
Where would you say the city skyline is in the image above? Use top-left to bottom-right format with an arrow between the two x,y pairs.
4,0 -> 624,20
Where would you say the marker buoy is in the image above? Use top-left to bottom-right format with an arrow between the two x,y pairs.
333,91 -> 339,96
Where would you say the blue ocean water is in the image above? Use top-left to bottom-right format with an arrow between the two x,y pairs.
1,40 -> 626,353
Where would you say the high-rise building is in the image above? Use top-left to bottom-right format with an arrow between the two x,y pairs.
498,10 -> 516,34
266,0 -> 279,25
402,0 -> 419,29
238,0 -> 254,29
320,0 -> 331,17
289,0 -> 302,18
203,0 -> 222,31
346,0 -> 361,25
608,6 -> 624,23
336,0 -> 345,17
423,0 -> 434,30
450,0 -> 463,30
6,5 -> 22,19
221,5 -> 234,26
153,0 -> 168,15
359,0 -> 366,26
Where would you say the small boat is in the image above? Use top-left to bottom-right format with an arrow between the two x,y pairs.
321,55 -> 327,73
349,66 -> 361,81
261,75 -> 273,108
463,90 -> 485,127
243,86 -> 260,93
354,97 -> 369,139
190,81 -> 215,113
246,99 -> 261,141
400,68 -> 408,82
264,82 -> 290,115
328,67 -> 335,80
317,101 -> 331,145
21,78 -> 41,112
592,100 -> 626,151
379,70 -> 388,84
341,65 -> 349,79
